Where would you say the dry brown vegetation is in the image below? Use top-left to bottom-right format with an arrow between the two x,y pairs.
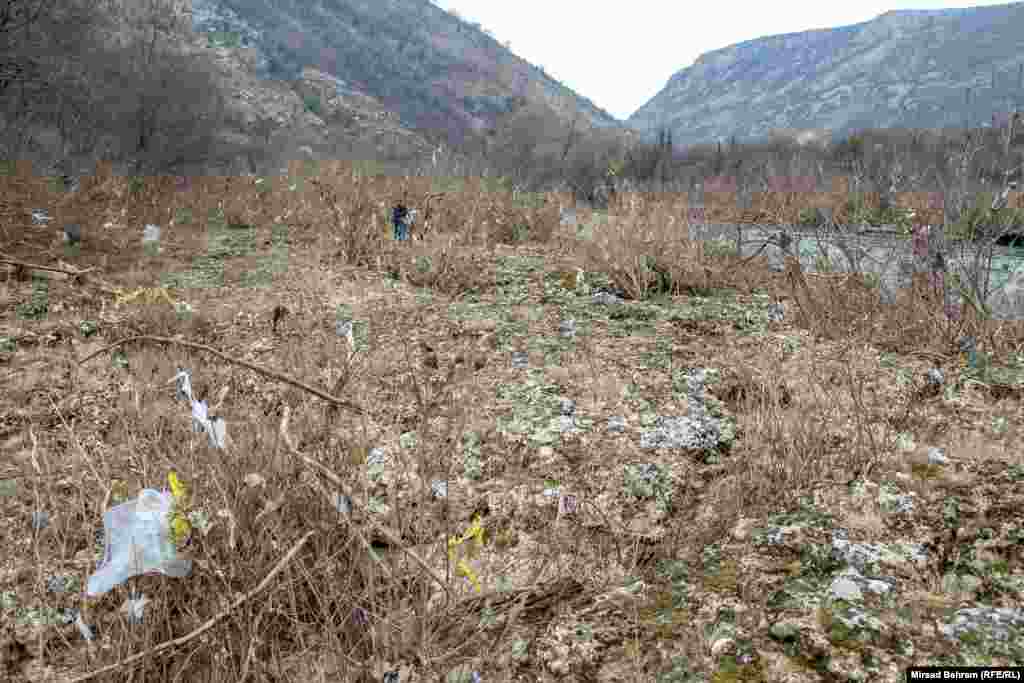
2,151 -> 1024,682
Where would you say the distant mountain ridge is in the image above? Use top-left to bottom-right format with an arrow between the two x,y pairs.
628,3 -> 1024,148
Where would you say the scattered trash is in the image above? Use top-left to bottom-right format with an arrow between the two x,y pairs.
607,416 -> 626,433
558,319 -> 576,338
332,492 -> 352,514
367,447 -> 387,467
430,480 -> 448,499
559,207 -> 577,226
143,224 -> 161,254
171,369 -> 228,449
959,336 -> 978,370
591,291 -> 623,306
191,399 -> 228,449
558,493 -> 577,516
31,510 -> 49,531
120,594 -> 150,625
928,447 -> 948,465
63,223 -> 81,245
351,606 -> 369,627
31,209 -> 52,225
767,300 -> 785,322
166,471 -> 193,545
59,174 -> 81,193
73,610 -> 96,640
447,516 -> 485,593
558,414 -> 581,435
559,398 -> 575,416
511,351 -> 528,369
171,369 -> 193,404
86,487 -> 193,597
46,573 -> 77,594
382,671 -> 400,683
335,319 -> 355,352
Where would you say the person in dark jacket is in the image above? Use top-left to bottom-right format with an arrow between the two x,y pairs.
392,203 -> 410,241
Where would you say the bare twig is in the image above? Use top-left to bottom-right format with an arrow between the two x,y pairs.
77,335 -> 368,416
278,406 -> 452,600
68,530 -> 317,682
0,256 -> 96,276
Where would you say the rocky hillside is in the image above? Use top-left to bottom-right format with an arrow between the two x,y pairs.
629,4 -> 1024,149
187,0 -> 624,159
7,0 -> 633,178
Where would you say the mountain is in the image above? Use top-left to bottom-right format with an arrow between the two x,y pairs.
185,0 -> 625,167
628,3 -> 1024,149
5,0 -> 634,178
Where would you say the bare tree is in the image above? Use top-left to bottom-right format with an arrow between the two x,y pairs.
0,0 -> 230,175
0,0 -> 117,164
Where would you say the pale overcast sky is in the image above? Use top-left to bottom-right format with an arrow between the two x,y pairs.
431,1 -> 1021,121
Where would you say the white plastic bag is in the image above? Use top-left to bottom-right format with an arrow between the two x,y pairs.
86,489 -> 192,597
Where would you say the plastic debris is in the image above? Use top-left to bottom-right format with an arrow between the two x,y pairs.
204,415 -> 227,449
74,610 -> 95,640
335,319 -> 355,353
86,488 -> 193,597
959,335 -> 978,370
60,174 -> 81,193
172,369 -> 228,449
31,510 -> 49,531
63,223 -> 81,245
511,351 -> 528,369
332,492 -> 352,515
366,447 -> 387,467
143,224 -> 161,253
591,291 -> 623,306
447,516 -> 485,593
121,595 -> 150,624
558,319 -> 575,338
46,573 -> 76,594
558,493 -> 578,516
31,209 -> 52,225
171,368 -> 193,402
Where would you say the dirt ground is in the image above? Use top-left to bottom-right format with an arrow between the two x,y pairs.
2,168 -> 1024,682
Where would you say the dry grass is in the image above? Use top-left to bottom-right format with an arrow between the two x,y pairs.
1,160 -> 1023,682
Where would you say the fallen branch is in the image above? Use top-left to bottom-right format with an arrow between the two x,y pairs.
0,256 -> 96,276
77,335 -> 367,416
68,530 -> 316,682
